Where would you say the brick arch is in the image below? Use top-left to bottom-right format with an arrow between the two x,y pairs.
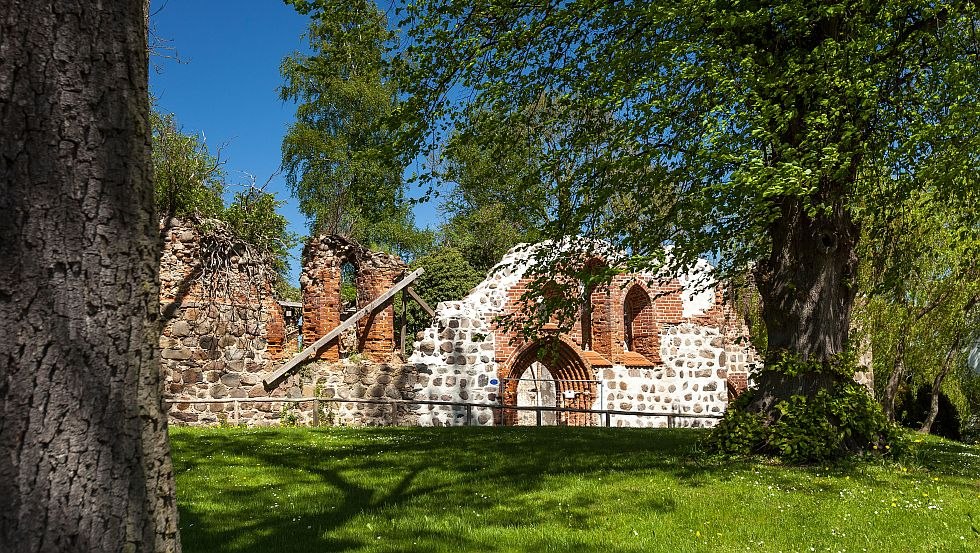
301,235 -> 406,362
501,336 -> 597,426
623,283 -> 660,362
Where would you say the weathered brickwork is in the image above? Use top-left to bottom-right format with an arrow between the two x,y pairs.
300,235 -> 406,362
162,229 -> 871,427
159,218 -> 293,425
161,224 -> 420,426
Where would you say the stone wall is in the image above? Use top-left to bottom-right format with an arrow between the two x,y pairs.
408,242 -> 758,427
408,302 -> 500,426
159,218 -> 297,425
161,223 -> 426,427
170,360 -> 423,427
162,229 -> 878,428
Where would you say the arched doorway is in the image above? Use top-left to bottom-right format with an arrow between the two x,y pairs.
501,337 -> 598,426
515,363 -> 557,426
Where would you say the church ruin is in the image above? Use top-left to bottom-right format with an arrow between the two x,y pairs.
160,221 -> 759,427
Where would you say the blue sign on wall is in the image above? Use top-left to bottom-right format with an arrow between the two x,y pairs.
489,378 -> 499,386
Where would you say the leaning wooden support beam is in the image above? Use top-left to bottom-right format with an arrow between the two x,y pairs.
263,268 -> 424,387
404,286 -> 435,317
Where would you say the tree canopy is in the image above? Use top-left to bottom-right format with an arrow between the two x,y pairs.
152,108 -> 225,220
281,0 -> 431,258
395,0 -> 980,459
399,0 -> 978,280
152,108 -> 299,289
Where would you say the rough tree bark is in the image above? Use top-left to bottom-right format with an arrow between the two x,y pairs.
0,1 -> 180,551
752,197 -> 861,411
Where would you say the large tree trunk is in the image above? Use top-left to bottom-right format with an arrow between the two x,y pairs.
752,197 -> 860,412
0,1 -> 180,551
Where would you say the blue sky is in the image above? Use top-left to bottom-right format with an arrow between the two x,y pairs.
149,0 -> 437,286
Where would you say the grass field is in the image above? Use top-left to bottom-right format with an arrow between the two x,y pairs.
170,426 -> 980,552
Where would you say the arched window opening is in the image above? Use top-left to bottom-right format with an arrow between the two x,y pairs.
623,284 -> 656,359
340,261 -> 358,321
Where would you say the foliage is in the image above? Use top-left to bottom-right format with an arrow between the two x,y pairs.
728,273 -> 769,355
854,184 -> 980,424
151,109 -> 225,219
399,247 -> 483,350
280,0 -> 427,258
435,104 -> 562,271
222,185 -> 299,280
706,395 -> 766,456
396,0 -> 980,459
171,426 -> 980,552
440,203 -> 533,273
358,203 -> 435,262
770,383 -> 896,463
712,383 -> 899,464
340,261 -> 357,308
399,0 -> 978,280
152,108 -> 299,287
711,354 -> 901,463
276,281 -> 302,303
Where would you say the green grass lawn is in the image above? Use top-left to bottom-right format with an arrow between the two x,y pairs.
170,426 -> 980,553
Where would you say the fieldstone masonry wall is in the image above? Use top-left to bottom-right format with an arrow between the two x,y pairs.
597,324 -> 726,427
409,301 -> 500,426
409,243 -> 759,427
160,218 -> 292,425
161,222 -> 424,426
164,231 -> 882,428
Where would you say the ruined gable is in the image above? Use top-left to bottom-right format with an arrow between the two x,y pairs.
408,242 -> 759,427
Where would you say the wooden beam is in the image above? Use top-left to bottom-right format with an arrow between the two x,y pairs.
400,290 -> 407,355
263,268 -> 424,387
405,286 -> 435,317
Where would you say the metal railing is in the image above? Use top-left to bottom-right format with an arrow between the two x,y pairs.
164,396 -> 722,428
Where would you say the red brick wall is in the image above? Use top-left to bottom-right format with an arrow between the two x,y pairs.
303,264 -> 342,361
301,235 -> 406,363
491,268 -> 756,402
623,284 -> 660,362
356,263 -> 402,361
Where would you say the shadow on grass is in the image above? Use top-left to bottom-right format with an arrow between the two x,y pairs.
171,427 -> 719,552
170,426 -> 980,552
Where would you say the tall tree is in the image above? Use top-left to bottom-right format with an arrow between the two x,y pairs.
858,188 -> 980,423
436,103 -> 562,271
0,1 -> 180,550
281,0 -> 429,257
398,1 -> 980,458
